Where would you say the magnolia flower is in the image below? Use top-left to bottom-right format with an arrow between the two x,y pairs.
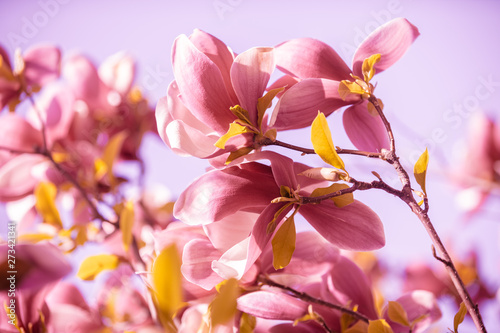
271,18 -> 419,152
0,44 -> 61,111
156,29 -> 278,160
175,151 -> 385,272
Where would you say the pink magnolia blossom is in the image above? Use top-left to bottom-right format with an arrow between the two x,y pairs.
175,151 -> 385,272
156,29 -> 277,159
0,44 -> 61,111
271,18 -> 419,152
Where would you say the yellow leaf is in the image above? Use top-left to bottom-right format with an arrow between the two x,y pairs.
310,183 -> 353,208
152,244 -> 183,324
413,148 -> 429,195
344,320 -> 369,333
271,209 -> 298,270
77,254 -> 121,280
367,319 -> 394,333
230,105 -> 252,125
311,112 -> 345,171
34,182 -> 63,229
453,302 -> 467,333
102,131 -> 128,186
94,158 -> 108,180
119,200 -> 135,252
72,225 -> 88,247
387,301 -> 410,327
209,278 -> 241,327
362,54 -> 381,83
239,311 -> 256,333
225,147 -> 254,165
17,233 -> 53,243
51,152 -> 69,163
215,121 -> 254,149
257,87 -> 285,129
338,80 -> 366,100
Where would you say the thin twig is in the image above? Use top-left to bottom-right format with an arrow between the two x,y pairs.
258,276 -> 370,324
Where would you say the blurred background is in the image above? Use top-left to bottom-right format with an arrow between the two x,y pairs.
1,0 -> 499,330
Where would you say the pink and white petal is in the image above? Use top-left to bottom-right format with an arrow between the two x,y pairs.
212,237 -> 250,280
0,154 -> 46,201
231,47 -> 275,124
172,35 -> 235,134
383,290 -> 441,333
189,29 -> 238,103
325,256 -> 378,319
237,290 -> 308,320
352,18 -> 420,77
203,210 -> 258,252
166,119 -> 220,158
181,239 -> 224,290
300,199 -> 385,251
245,202 -> 293,273
23,45 -> 61,86
174,162 -> 279,225
98,51 -> 135,95
270,78 -> 360,130
275,38 -> 351,81
342,102 -> 389,152
0,113 -> 43,152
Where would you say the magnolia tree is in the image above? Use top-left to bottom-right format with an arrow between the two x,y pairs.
0,17 -> 496,333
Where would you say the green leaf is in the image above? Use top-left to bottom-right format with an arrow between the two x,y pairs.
362,54 -> 381,83
271,209 -> 297,270
387,301 -> 410,327
310,183 -> 353,208
311,112 -> 346,171
215,121 -> 254,149
34,182 -> 63,229
209,278 -> 241,327
413,148 -> 429,195
119,200 -> 135,252
152,244 -> 183,324
453,302 -> 467,333
367,319 -> 394,333
77,254 -> 121,280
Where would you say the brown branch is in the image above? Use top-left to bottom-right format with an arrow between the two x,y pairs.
369,95 -> 487,333
258,276 -> 369,324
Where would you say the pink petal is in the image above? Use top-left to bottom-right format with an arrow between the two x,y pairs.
203,210 -> 257,252
0,113 -> 43,152
245,202 -> 293,272
231,47 -> 275,124
156,83 -> 219,158
267,74 -> 300,98
172,34 -> 235,134
212,237 -> 251,280
23,45 -> 61,87
189,29 -> 238,103
271,78 -> 359,130
98,51 -> 135,95
384,290 -> 441,333
275,38 -> 351,80
63,54 -> 109,109
0,79 -> 20,111
174,162 -> 279,225
300,199 -> 385,251
325,256 -> 378,319
244,151 -> 298,189
26,85 -> 74,146
0,154 -> 46,201
46,282 -> 90,311
237,290 -> 308,320
352,18 -> 420,77
181,239 -> 224,290
342,102 -> 389,152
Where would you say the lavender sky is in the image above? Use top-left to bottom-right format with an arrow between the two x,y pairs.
1,0 -> 500,330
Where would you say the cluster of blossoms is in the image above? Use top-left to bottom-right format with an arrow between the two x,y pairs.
0,17 -> 493,333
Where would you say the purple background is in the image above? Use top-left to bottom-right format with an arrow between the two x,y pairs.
1,0 -> 500,330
